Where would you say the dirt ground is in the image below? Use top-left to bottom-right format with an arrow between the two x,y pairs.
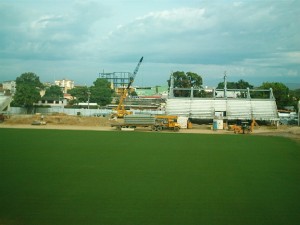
1,114 -> 299,143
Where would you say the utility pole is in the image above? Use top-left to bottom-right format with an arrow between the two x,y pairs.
224,71 -> 227,98
87,90 -> 91,110
298,100 -> 300,127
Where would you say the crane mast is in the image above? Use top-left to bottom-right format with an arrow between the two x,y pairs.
112,56 -> 143,118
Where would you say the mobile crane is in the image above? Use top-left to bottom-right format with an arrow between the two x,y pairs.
111,56 -> 143,118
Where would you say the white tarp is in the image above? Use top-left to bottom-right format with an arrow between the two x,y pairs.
177,116 -> 188,128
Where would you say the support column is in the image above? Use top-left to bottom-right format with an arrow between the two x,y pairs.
169,74 -> 174,98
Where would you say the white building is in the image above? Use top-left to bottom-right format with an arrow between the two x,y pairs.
2,80 -> 16,95
54,79 -> 74,93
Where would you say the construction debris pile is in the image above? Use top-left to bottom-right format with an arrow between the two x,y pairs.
3,114 -> 111,127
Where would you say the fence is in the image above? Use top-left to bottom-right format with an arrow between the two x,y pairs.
8,107 -> 166,117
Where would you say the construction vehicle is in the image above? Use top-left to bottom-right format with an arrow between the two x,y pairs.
231,119 -> 258,134
111,114 -> 181,132
111,56 -> 143,118
155,115 -> 181,131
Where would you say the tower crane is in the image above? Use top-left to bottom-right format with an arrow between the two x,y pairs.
111,56 -> 143,118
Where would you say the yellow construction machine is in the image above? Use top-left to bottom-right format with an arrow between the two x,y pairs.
232,119 -> 258,134
111,57 -> 143,118
111,114 -> 181,132
154,115 -> 181,131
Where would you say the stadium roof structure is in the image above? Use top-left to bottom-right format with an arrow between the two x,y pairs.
166,77 -> 279,121
0,95 -> 12,112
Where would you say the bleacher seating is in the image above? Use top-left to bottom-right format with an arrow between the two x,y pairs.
166,98 -> 279,121
251,100 -> 278,120
0,95 -> 12,111
227,100 -> 251,120
190,99 -> 214,118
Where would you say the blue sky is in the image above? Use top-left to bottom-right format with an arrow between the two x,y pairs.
0,0 -> 299,87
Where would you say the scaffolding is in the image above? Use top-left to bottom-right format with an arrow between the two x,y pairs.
99,72 -> 132,88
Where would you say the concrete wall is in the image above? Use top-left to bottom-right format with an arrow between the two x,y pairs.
8,107 -> 166,117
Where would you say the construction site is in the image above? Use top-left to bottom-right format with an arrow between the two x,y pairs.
1,58 -> 300,225
0,56 -> 299,140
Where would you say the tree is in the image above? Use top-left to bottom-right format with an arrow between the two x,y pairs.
217,79 -> 254,89
186,72 -> 203,88
289,88 -> 300,111
259,82 -> 291,110
289,88 -> 300,110
43,85 -> 63,100
68,86 -> 89,105
12,72 -> 43,113
89,78 -> 114,106
168,71 -> 203,97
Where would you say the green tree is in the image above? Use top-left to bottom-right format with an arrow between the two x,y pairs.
217,79 -> 254,89
68,86 -> 89,105
12,72 -> 43,113
168,71 -> 203,97
89,78 -> 114,106
43,85 -> 63,99
290,88 -> 300,111
259,82 -> 291,109
186,72 -> 203,88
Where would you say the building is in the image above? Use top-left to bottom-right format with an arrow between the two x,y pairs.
2,80 -> 16,95
54,79 -> 74,93
135,86 -> 169,98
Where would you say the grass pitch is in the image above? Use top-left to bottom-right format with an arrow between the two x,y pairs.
0,128 -> 299,225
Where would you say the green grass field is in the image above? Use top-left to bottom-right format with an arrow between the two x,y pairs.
0,128 -> 299,225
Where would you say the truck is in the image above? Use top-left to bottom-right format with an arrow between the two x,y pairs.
111,114 -> 181,132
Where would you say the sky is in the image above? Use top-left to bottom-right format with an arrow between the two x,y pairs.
0,0 -> 299,88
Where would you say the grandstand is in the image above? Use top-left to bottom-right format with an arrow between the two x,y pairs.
166,81 -> 279,122
0,95 -> 12,112
166,98 -> 278,121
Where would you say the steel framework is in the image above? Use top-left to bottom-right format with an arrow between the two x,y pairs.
99,72 -> 132,88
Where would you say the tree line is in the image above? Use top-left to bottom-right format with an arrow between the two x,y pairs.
11,72 -> 114,113
11,71 -> 300,113
169,71 -> 300,110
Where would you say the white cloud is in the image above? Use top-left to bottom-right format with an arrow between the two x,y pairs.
30,15 -> 65,30
0,0 -> 299,87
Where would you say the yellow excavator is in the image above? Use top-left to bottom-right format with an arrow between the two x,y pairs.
111,56 -> 143,118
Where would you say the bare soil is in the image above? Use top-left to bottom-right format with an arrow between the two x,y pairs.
1,114 -> 299,143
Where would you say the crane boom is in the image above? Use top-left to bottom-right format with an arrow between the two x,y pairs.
127,56 -> 143,89
112,56 -> 143,118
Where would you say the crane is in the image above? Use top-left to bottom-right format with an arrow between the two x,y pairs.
111,56 -> 143,118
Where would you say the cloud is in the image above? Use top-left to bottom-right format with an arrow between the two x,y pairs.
30,15 -> 65,30
0,0 -> 299,87
99,0 -> 300,69
0,1 -> 111,61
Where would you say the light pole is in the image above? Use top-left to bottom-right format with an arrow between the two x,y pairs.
298,100 -> 300,127
87,90 -> 91,110
224,71 -> 227,98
